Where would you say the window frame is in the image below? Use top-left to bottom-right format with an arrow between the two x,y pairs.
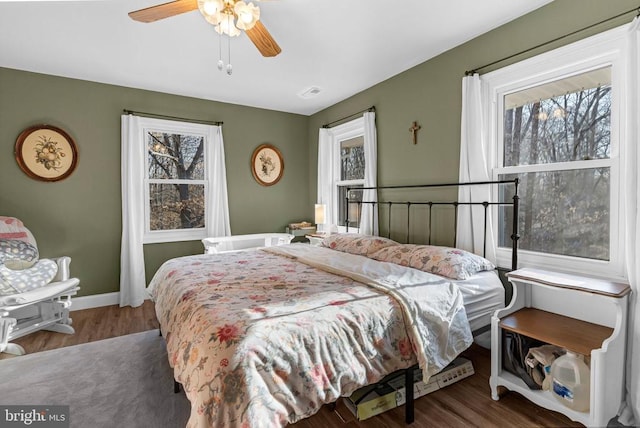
483,25 -> 628,280
137,117 -> 212,244
329,118 -> 365,232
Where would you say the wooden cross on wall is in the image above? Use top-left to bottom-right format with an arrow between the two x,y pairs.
409,121 -> 421,145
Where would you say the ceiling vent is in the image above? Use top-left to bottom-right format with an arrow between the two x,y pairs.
298,86 -> 322,99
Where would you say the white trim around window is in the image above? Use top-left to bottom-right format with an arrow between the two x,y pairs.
134,117 -> 220,244
483,24 -> 629,280
141,118 -> 208,243
329,118 -> 365,233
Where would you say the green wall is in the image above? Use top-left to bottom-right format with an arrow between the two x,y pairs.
2,0 -> 638,298
307,0 -> 640,213
0,69 -> 309,294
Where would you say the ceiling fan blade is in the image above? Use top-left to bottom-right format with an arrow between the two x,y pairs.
129,0 -> 198,23
245,20 -> 282,57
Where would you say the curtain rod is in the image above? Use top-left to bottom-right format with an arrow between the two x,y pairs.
123,109 -> 223,126
322,106 -> 376,128
465,6 -> 640,76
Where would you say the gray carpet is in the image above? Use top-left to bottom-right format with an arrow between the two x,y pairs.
0,330 -> 190,427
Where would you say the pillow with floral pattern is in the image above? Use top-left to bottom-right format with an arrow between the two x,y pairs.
321,233 -> 399,257
370,244 -> 495,280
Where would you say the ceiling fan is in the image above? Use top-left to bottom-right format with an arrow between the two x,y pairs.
128,0 -> 281,58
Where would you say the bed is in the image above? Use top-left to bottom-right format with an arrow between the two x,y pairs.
147,180 -> 520,428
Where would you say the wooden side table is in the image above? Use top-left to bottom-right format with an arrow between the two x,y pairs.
490,268 -> 630,427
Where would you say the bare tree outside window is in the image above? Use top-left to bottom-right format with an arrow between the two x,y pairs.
340,137 -> 365,181
147,131 -> 205,231
499,68 -> 611,260
337,136 -> 365,228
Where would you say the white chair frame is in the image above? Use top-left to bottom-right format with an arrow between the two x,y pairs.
0,256 -> 80,355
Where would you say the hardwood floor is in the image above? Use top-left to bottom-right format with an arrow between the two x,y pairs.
292,345 -> 582,428
0,301 -> 159,359
1,302 -> 582,427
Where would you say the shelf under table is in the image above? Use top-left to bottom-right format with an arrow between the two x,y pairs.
499,307 -> 614,356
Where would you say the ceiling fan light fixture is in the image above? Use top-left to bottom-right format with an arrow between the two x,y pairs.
205,13 -> 223,26
128,0 -> 281,64
216,13 -> 241,36
197,0 -> 224,21
234,1 -> 260,30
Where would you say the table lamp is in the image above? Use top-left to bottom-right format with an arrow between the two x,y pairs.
314,204 -> 326,234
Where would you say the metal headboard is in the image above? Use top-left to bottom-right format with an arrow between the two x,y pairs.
345,179 -> 520,270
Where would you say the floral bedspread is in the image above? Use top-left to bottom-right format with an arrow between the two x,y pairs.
148,244 -> 472,428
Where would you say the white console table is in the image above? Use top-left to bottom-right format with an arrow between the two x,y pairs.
202,233 -> 294,254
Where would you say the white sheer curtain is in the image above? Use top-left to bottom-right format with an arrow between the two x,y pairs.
120,116 -> 230,308
120,114 -> 146,307
360,111 -> 378,235
317,128 -> 335,232
205,126 -> 231,238
619,16 -> 640,428
456,74 -> 496,263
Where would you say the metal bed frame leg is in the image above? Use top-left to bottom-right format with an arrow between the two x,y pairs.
405,367 -> 414,424
158,329 -> 180,394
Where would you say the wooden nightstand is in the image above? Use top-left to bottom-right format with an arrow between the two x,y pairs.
490,268 -> 630,427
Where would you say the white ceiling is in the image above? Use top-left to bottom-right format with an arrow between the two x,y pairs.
0,0 -> 552,115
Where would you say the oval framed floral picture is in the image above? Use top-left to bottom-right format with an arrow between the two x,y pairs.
251,143 -> 284,186
15,124 -> 78,182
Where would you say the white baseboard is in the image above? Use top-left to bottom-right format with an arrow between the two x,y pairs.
70,292 -> 152,311
71,292 -> 120,311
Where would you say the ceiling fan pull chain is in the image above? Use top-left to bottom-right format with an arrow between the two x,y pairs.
226,26 -> 233,75
217,31 -> 224,71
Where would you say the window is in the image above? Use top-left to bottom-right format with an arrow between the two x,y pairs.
337,136 -> 365,228
485,27 -> 627,278
318,112 -> 377,234
331,120 -> 365,231
120,114 -> 229,307
137,118 -> 219,243
146,130 -> 205,239
499,67 -> 613,260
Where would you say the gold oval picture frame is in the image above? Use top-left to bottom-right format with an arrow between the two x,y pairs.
251,144 -> 284,186
15,124 -> 78,182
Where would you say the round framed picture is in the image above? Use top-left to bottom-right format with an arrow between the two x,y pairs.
251,144 -> 284,186
15,124 -> 78,182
